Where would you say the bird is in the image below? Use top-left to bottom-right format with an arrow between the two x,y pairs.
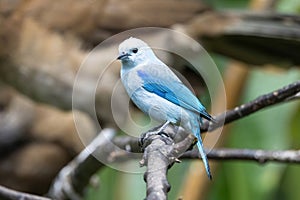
117,37 -> 214,179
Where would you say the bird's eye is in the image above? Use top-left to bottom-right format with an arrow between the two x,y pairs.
132,48 -> 138,53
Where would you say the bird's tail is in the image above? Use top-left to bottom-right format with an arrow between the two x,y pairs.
195,129 -> 212,180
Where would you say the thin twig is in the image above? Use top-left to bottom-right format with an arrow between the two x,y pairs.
201,80 -> 300,132
0,185 -> 51,200
48,129 -> 116,200
181,148 -> 300,164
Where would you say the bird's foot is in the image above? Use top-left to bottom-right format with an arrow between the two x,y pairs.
139,121 -> 171,148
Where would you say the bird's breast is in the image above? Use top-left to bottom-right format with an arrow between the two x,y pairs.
121,69 -> 144,96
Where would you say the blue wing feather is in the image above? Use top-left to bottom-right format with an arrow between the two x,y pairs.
142,82 -> 181,105
137,70 -> 212,120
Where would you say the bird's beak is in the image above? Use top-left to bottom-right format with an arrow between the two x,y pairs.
117,53 -> 130,60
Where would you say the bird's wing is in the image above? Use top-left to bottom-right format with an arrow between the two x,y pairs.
137,69 -> 213,121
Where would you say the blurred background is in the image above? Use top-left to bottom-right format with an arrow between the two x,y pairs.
0,0 -> 300,199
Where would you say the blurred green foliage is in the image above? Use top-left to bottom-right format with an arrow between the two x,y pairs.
277,0 -> 300,13
203,0 -> 250,9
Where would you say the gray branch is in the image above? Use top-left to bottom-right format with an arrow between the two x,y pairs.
201,80 -> 300,132
48,129 -> 115,200
139,127 -> 194,200
0,185 -> 51,200
182,148 -> 300,164
48,129 -> 141,200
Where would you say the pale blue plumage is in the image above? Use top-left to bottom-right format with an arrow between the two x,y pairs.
138,70 -> 211,120
118,37 -> 213,179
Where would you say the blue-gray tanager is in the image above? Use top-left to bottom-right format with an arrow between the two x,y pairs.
117,37 -> 214,179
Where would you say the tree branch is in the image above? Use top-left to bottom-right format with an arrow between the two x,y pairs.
48,129 -> 141,200
182,12 -> 300,66
139,128 -> 195,200
182,148 -> 300,164
48,129 -> 115,200
0,185 -> 51,200
201,80 -> 300,132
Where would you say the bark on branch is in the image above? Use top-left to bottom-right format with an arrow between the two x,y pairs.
201,80 -> 300,132
139,128 -> 194,200
182,148 -> 300,164
0,185 -> 51,200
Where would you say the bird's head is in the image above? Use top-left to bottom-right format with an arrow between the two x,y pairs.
117,37 -> 156,66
